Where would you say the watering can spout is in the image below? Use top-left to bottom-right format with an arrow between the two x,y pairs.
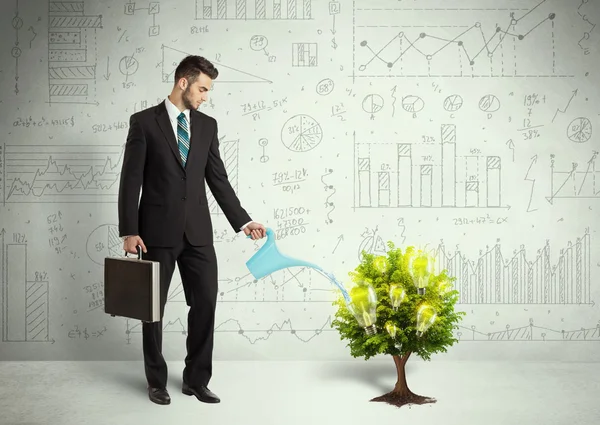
245,228 -> 322,279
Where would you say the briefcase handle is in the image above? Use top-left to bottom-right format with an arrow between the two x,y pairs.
123,245 -> 142,260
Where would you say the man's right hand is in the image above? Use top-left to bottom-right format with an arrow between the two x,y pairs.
123,235 -> 147,255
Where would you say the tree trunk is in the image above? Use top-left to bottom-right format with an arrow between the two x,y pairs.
370,352 -> 437,408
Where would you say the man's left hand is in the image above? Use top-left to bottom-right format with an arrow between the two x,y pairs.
243,222 -> 267,240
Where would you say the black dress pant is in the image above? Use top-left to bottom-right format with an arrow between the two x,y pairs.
141,233 -> 218,389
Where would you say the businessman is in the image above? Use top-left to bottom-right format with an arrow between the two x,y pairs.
118,55 -> 266,406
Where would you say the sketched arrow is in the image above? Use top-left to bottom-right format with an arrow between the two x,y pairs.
524,154 -> 538,212
332,234 -> 344,253
505,139 -> 515,162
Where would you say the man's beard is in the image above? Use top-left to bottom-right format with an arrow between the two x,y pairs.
182,87 -> 196,110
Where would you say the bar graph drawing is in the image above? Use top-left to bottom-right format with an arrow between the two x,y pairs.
48,0 -> 103,105
1,230 -> 52,343
292,43 -> 318,67
195,0 -> 313,20
434,228 -> 592,305
207,138 -> 239,215
353,124 -> 505,209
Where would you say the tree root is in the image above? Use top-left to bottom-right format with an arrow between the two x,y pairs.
370,391 -> 437,408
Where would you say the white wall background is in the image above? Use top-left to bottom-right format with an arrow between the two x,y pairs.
0,0 -> 599,362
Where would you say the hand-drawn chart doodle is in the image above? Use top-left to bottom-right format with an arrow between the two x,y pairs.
567,117 -> 592,143
352,0 -> 574,79
48,1 -> 103,105
281,115 -> 323,152
86,224 -> 121,266
354,125 -> 506,209
1,230 -> 53,343
194,0 -> 314,20
161,45 -> 273,84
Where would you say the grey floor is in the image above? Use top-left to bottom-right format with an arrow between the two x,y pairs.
0,360 -> 598,425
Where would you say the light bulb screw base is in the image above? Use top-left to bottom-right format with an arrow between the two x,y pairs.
364,324 -> 377,335
417,287 -> 426,295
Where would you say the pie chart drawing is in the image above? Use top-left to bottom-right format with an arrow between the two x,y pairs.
362,94 -> 384,114
567,117 -> 592,143
443,94 -> 463,112
281,114 -> 323,152
86,224 -> 122,266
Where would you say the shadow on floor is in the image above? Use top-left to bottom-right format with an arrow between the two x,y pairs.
76,362 -> 148,397
316,359 -> 420,394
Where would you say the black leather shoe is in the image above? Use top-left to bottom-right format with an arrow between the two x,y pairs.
148,387 -> 171,405
182,382 -> 220,403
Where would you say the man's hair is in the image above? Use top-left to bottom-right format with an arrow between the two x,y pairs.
173,55 -> 218,85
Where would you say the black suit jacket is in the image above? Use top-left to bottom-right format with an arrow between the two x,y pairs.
117,101 -> 252,247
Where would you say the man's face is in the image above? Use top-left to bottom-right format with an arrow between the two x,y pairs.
181,73 -> 212,110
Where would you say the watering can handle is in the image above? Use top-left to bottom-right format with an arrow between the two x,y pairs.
246,227 -> 274,240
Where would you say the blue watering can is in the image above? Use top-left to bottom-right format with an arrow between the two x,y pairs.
245,227 -> 324,279
245,227 -> 352,303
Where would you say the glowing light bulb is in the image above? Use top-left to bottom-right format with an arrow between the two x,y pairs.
438,278 -> 453,295
416,304 -> 437,337
408,250 -> 435,295
385,321 -> 402,350
348,283 -> 378,335
373,256 -> 388,274
389,284 -> 406,310
385,321 -> 397,338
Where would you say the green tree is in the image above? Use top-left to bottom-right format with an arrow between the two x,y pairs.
331,242 -> 466,408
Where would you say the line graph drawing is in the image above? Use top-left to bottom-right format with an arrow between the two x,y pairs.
547,151 -> 600,204
0,144 -> 123,204
1,229 -> 52,343
166,267 -> 337,304
124,315 -> 600,344
195,0 -> 313,20
352,0 -> 575,78
353,125 -> 506,209
455,319 -> 600,341
434,228 -> 592,305
48,0 -> 103,105
206,138 -> 240,215
125,315 -> 331,344
160,45 -> 272,84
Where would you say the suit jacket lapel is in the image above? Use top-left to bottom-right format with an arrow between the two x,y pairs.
186,111 -> 203,166
155,101 -> 185,170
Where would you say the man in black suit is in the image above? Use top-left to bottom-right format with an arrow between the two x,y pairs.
117,55 -> 266,406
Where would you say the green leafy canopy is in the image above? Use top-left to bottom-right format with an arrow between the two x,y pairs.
331,242 -> 466,361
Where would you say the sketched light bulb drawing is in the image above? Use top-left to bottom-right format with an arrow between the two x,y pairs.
389,284 -> 406,310
348,283 -> 378,335
408,249 -> 435,295
416,304 -> 437,337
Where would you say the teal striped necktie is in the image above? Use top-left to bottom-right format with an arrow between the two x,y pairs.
177,112 -> 189,166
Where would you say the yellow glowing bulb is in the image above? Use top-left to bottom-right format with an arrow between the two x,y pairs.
385,321 -> 398,338
416,304 -> 437,337
348,284 -> 378,335
373,256 -> 388,274
389,284 -> 406,309
408,250 -> 435,295
438,279 -> 452,294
